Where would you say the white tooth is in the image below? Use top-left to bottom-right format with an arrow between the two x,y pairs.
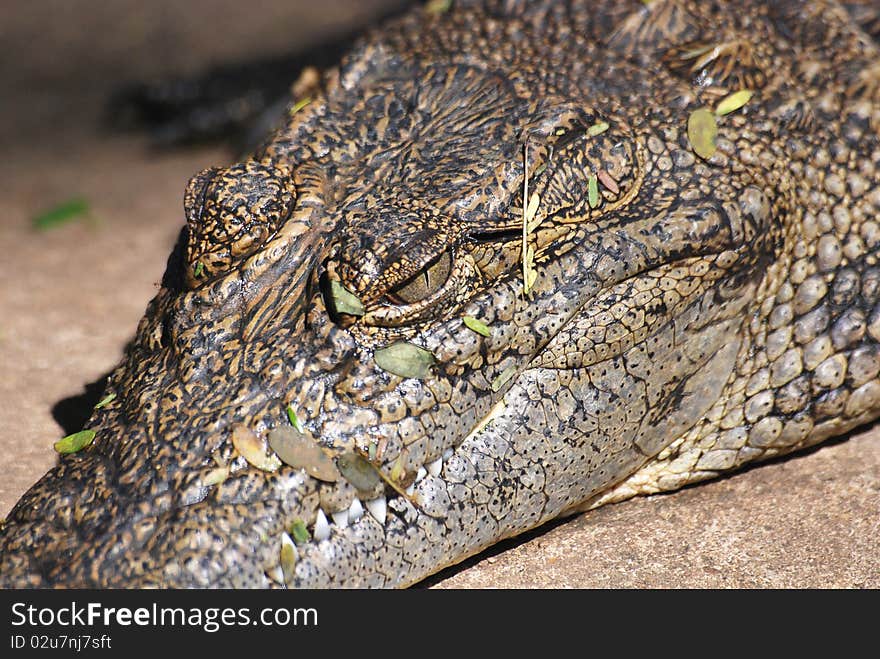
266,566 -> 285,585
415,467 -> 427,483
349,497 -> 364,522
313,509 -> 331,541
426,457 -> 443,477
279,532 -> 298,585
366,497 -> 387,525
405,483 -> 415,496
442,448 -> 454,461
331,509 -> 349,529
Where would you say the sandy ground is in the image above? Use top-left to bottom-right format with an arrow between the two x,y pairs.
1,1 -> 878,588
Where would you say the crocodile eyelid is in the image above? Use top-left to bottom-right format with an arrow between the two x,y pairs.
363,252 -> 476,328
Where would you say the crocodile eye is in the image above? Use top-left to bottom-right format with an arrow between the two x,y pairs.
386,252 -> 451,305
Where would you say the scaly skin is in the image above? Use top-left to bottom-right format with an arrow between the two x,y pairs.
2,0 -> 879,588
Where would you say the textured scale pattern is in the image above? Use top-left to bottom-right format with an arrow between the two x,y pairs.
1,0 -> 879,588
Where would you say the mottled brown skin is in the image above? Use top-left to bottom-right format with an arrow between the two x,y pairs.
2,0 -> 880,588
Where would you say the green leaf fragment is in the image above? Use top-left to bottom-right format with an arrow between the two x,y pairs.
374,342 -> 436,379
463,316 -> 491,337
715,89 -> 753,116
93,393 -> 116,409
193,261 -> 205,278
425,0 -> 452,13
588,174 -> 600,209
286,405 -> 305,433
328,280 -> 365,317
32,198 -> 89,231
687,108 -> 718,160
587,120 -> 610,136
336,452 -> 382,492
54,429 -> 96,454
288,519 -> 310,545
491,365 -> 517,393
289,97 -> 311,116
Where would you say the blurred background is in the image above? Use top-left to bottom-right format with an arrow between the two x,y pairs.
0,0 -> 408,145
1,0 -> 878,587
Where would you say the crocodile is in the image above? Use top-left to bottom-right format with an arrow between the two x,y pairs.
2,0 -> 880,588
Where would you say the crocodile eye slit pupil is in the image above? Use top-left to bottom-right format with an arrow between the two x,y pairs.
386,251 -> 452,305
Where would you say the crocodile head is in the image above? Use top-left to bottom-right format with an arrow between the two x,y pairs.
3,0 -> 878,587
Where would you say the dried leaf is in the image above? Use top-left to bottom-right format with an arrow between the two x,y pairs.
268,426 -> 340,482
597,170 -> 620,195
232,425 -> 281,472
715,89 -> 753,116
374,342 -> 435,379
524,192 -> 541,227
687,108 -> 718,160
280,532 -> 298,582
203,467 -> 229,487
523,242 -> 537,296
390,452 -> 407,484
336,452 -> 382,491
522,142 -> 533,297
526,268 -> 538,290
